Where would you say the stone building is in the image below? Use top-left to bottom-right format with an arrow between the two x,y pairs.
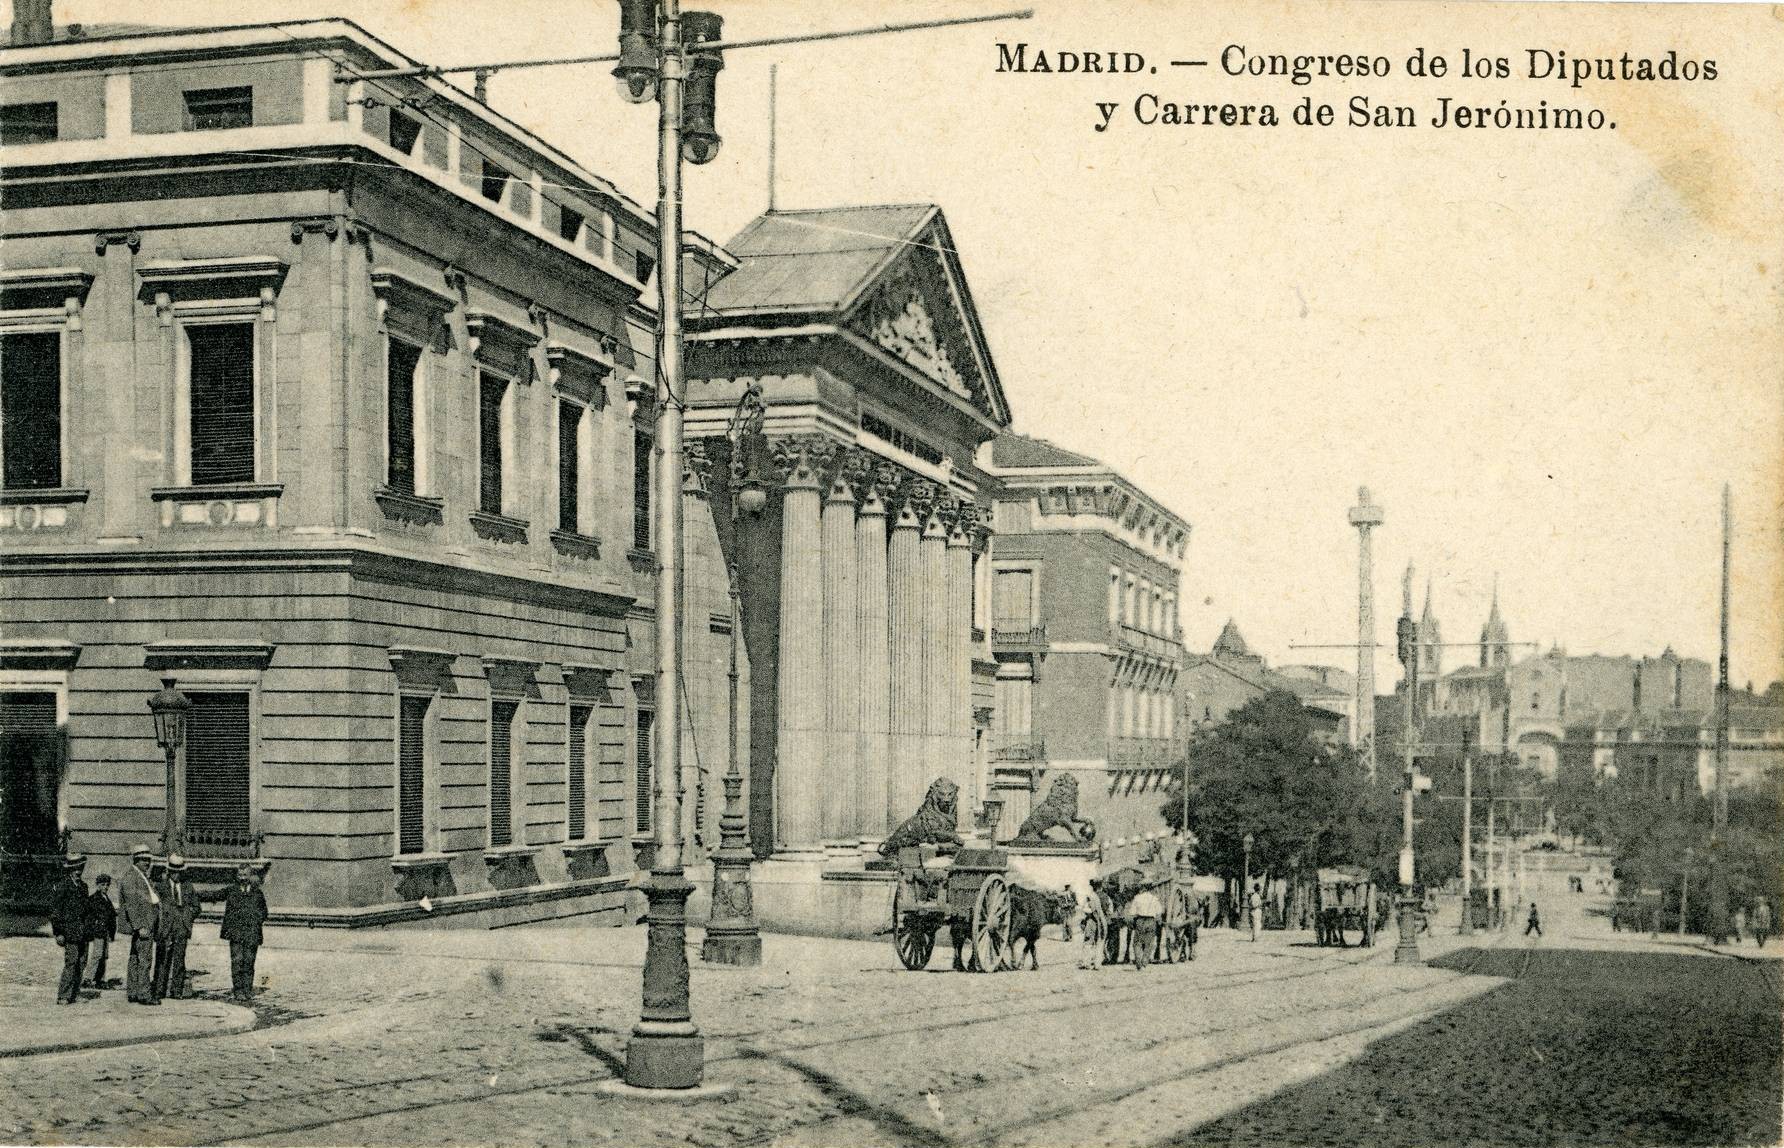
1182,621 -> 1348,744
0,17 -> 743,924
682,204 -> 1011,933
976,434 -> 1190,862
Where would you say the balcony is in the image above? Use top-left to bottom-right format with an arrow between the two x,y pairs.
990,621 -> 1048,657
990,738 -> 1047,764
1110,623 -> 1183,663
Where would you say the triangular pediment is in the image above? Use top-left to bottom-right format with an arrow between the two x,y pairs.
840,213 -> 1009,427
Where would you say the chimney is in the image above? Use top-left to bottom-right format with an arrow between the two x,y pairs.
10,0 -> 54,46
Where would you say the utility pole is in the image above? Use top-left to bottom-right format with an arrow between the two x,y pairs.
1708,483 -> 1731,944
1460,731 -> 1473,936
1349,488 -> 1384,782
1394,563 -> 1422,963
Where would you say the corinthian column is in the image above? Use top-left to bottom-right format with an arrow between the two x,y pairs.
920,494 -> 952,807
887,479 -> 932,824
856,464 -> 894,844
772,436 -> 829,854
946,505 -> 975,811
821,451 -> 861,843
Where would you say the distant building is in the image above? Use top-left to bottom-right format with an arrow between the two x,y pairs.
976,433 -> 1190,862
1182,621 -> 1347,743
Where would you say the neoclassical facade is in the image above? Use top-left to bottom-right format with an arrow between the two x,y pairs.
684,206 -> 1009,929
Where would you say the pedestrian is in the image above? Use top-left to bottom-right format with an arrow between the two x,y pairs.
1732,905 -> 1747,946
1062,885 -> 1077,942
49,854 -> 89,1005
153,854 -> 200,1000
1079,880 -> 1106,970
1099,883 -> 1124,966
1247,882 -> 1261,942
220,864 -> 268,1002
1525,902 -> 1542,938
1754,899 -> 1773,948
85,873 -> 117,988
118,844 -> 162,1005
1129,884 -> 1163,971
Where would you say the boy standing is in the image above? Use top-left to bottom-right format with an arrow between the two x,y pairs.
85,874 -> 117,988
221,865 -> 268,1002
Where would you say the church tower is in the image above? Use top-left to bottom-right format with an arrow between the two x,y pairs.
1480,576 -> 1511,668
1418,579 -> 1443,711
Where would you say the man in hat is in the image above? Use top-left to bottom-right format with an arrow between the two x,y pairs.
153,854 -> 201,1000
1128,882 -> 1164,972
118,845 -> 162,1005
220,864 -> 268,1003
49,854 -> 89,1004
85,873 -> 117,988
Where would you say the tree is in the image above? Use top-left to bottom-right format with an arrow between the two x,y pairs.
1162,690 -> 1383,887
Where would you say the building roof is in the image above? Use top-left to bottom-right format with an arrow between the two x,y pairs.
988,434 -> 1102,470
8,23 -> 165,44
1212,619 -> 1252,659
705,205 -> 939,315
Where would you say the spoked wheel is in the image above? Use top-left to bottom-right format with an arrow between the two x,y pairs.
970,874 -> 1013,973
892,885 -> 937,970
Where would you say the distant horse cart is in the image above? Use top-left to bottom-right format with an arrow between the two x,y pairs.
1314,867 -> 1378,948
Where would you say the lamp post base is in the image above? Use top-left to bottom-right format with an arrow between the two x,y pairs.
702,850 -> 762,967
623,871 -> 708,1091
1393,896 -> 1423,965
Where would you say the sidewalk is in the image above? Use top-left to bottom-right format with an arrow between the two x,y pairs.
0,986 -> 254,1057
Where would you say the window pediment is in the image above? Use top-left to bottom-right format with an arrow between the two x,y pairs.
143,638 -> 275,671
465,310 -> 541,380
0,268 -> 94,326
546,341 -> 613,407
138,256 -> 288,323
372,269 -> 456,346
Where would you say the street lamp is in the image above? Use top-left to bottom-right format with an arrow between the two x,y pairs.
726,382 -> 769,520
148,677 -> 191,854
1242,830 -> 1254,895
604,0 -> 728,1097
1680,846 -> 1695,937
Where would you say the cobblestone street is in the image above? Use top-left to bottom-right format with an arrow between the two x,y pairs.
2,893 -> 1777,1147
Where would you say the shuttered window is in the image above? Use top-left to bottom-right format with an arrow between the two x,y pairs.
1,692 -> 60,854
397,694 -> 429,855
488,699 -> 517,847
993,569 -> 1035,630
479,371 -> 505,513
632,428 -> 652,550
1,331 -> 61,490
633,707 -> 654,834
188,323 -> 256,485
567,704 -> 590,841
387,339 -> 421,495
185,692 -> 251,839
558,400 -> 580,533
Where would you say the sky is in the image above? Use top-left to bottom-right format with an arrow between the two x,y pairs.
30,0 -> 1784,693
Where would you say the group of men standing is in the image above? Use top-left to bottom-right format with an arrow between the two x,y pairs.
46,844 -> 269,1006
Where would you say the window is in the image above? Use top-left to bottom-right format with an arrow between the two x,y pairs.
568,704 -> 592,841
558,399 -> 581,533
387,110 -> 423,156
634,705 -> 655,834
183,87 -> 253,131
992,568 -> 1035,631
632,427 -> 653,550
187,323 -> 256,485
478,157 -> 511,203
996,678 -> 1032,737
386,339 -> 422,495
478,371 -> 508,513
557,205 -> 585,244
489,699 -> 518,848
860,410 -> 944,467
0,101 -> 58,145
185,692 -> 251,841
1108,567 -> 1121,625
1,691 -> 61,855
1,331 -> 61,490
397,694 -> 430,855
633,250 -> 655,285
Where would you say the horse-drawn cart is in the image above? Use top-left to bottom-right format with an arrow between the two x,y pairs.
890,846 -> 1019,972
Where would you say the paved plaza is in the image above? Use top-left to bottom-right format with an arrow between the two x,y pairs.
0,893 -> 1777,1148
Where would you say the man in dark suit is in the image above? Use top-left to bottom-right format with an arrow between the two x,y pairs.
49,854 -> 89,1004
220,865 -> 268,1002
153,854 -> 201,1000
118,844 -> 162,1005
85,874 -> 117,988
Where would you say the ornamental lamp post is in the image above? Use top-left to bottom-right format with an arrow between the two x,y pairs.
148,677 -> 192,854
1242,831 -> 1254,896
1680,846 -> 1694,937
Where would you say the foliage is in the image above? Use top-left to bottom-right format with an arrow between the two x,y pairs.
1608,770 -> 1784,914
1161,691 -> 1383,886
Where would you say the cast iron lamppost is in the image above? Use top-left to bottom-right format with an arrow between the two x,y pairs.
148,677 -> 192,855
1680,845 -> 1694,937
1242,830 -> 1254,912
607,0 -> 727,1095
700,384 -> 769,967
1393,565 -> 1423,964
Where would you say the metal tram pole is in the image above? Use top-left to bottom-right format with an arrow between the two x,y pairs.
1393,565 -> 1422,964
1460,748 -> 1473,936
1707,483 -> 1731,945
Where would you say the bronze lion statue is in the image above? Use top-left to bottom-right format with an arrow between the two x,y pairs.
878,778 -> 964,856
1012,774 -> 1095,844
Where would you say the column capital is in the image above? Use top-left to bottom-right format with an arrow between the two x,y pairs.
857,461 -> 899,518
891,477 -> 938,532
825,448 -> 868,505
968,503 -> 994,554
942,497 -> 973,548
771,434 -> 832,491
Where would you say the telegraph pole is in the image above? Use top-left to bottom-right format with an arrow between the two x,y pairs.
1708,484 -> 1731,944
1460,733 -> 1473,936
1394,563 -> 1422,963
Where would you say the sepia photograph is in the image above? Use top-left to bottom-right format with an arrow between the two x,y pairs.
0,0 -> 1779,1144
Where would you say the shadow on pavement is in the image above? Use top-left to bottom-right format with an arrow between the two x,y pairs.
1169,948 -> 1782,1148
733,1046 -> 949,1148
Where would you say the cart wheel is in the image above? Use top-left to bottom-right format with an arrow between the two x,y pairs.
892,885 -> 936,971
971,874 -> 1013,973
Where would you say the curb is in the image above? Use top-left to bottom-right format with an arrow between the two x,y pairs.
0,1002 -> 257,1059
